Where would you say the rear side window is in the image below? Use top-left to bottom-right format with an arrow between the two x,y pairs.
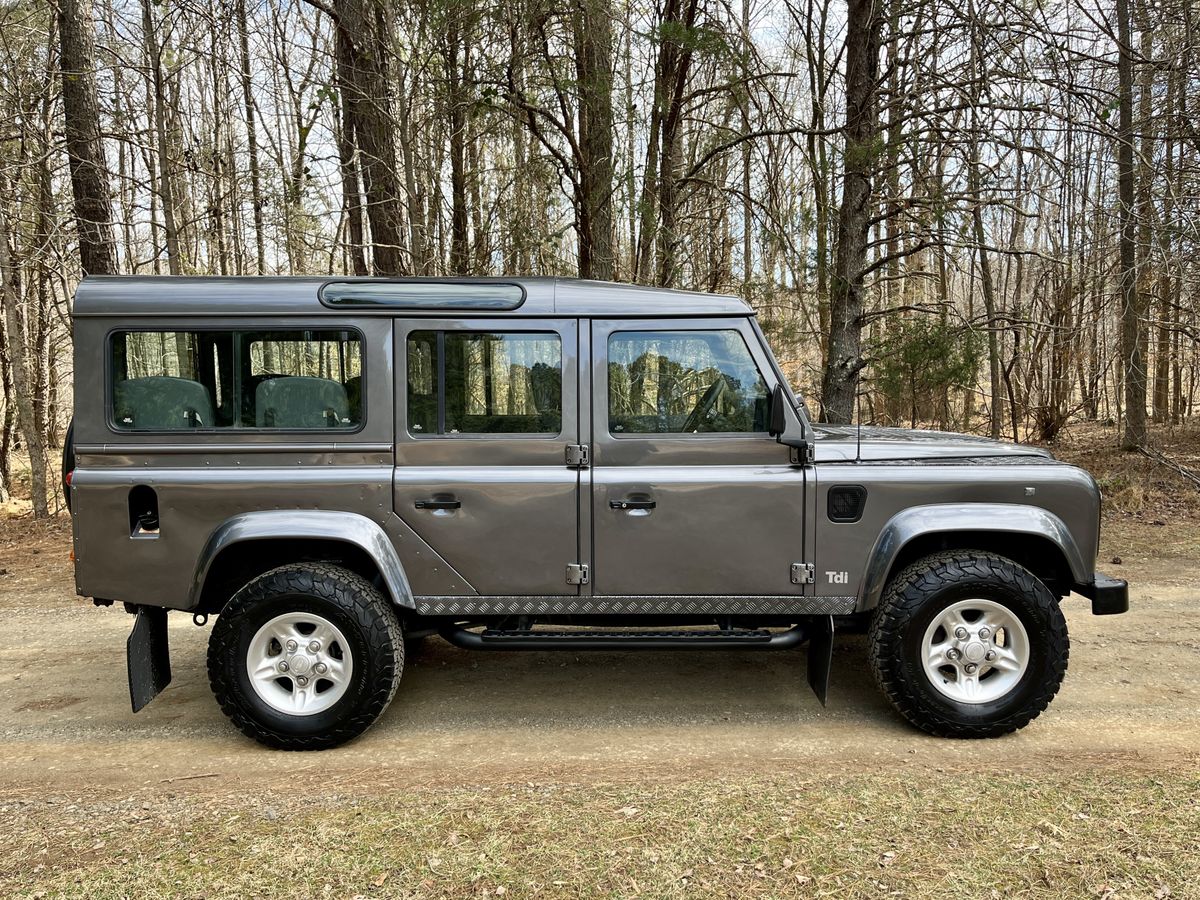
407,331 -> 561,436
110,329 -> 363,430
608,329 -> 769,434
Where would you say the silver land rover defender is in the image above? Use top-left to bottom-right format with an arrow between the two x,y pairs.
66,276 -> 1128,749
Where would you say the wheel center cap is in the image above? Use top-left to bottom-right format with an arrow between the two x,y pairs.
289,654 -> 313,675
963,641 -> 986,663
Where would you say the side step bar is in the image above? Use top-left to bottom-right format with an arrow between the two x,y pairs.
440,624 -> 809,651
439,619 -> 835,706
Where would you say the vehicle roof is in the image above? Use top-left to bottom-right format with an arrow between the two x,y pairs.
72,276 -> 753,319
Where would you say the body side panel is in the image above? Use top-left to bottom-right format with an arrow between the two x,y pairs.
71,462 -> 474,608
810,462 -> 1099,609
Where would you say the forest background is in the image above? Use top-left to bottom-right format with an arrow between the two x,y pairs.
0,0 -> 1196,516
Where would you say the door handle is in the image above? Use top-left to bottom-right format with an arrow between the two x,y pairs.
610,499 -> 656,510
415,498 -> 461,510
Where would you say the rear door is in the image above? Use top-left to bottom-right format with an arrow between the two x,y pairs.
393,319 -> 582,596
589,318 -> 807,598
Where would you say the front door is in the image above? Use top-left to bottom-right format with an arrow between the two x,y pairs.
393,319 -> 581,596
589,318 -> 808,597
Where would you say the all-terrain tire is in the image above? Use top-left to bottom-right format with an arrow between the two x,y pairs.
207,563 -> 403,750
868,550 -> 1069,738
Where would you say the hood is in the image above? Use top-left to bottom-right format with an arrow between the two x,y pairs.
812,424 -> 1054,463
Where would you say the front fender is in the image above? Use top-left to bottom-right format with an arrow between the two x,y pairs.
189,510 -> 415,610
858,503 -> 1089,611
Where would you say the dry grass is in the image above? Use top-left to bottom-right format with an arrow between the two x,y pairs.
2,771 -> 1196,899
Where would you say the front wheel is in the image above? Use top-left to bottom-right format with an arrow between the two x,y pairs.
207,563 -> 403,750
868,551 -> 1069,738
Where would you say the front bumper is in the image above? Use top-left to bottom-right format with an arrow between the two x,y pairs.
1075,572 -> 1129,615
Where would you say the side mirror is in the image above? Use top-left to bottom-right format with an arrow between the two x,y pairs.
769,382 -> 812,464
769,383 -> 787,437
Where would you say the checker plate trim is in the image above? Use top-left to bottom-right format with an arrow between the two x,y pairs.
414,595 -> 858,616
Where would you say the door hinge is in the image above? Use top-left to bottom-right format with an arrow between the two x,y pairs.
790,562 -> 815,585
789,442 -> 814,466
566,563 -> 590,585
565,443 -> 590,468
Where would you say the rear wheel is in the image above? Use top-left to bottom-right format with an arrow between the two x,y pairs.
207,563 -> 402,750
868,551 -> 1069,738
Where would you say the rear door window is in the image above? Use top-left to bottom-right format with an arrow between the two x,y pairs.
406,331 -> 562,436
110,329 -> 363,431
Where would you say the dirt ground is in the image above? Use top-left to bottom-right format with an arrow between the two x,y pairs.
1,427 -> 1198,896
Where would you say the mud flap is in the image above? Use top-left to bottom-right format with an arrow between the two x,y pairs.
806,615 -> 834,706
127,606 -> 171,712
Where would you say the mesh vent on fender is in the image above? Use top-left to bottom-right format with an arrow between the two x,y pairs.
828,485 -> 867,523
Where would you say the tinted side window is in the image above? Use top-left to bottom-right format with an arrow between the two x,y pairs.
242,331 -> 363,428
112,331 -> 223,429
608,330 -> 768,434
407,331 -> 562,435
110,329 -> 363,430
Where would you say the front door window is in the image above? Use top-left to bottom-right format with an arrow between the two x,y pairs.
607,330 -> 769,434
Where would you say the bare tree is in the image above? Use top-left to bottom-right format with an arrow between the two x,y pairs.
572,0 -> 616,279
819,0 -> 883,423
0,197 -> 49,517
59,0 -> 117,275
1116,0 -> 1145,449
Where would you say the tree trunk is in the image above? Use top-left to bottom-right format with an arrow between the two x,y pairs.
819,0 -> 883,424
237,0 -> 268,275
59,0 -> 117,275
335,74 -> 368,275
396,73 -> 427,274
634,0 -> 695,284
1116,0 -> 1145,449
1152,37 -> 1177,423
966,0 -> 1001,438
971,192 -> 1002,439
651,0 -> 697,287
0,315 -> 14,501
446,11 -> 470,273
0,201 -> 50,518
329,0 -> 406,275
573,0 -> 615,280
141,0 -> 182,275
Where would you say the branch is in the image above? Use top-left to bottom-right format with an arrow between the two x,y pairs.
297,0 -> 340,28
1136,446 -> 1200,491
678,123 -> 836,188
